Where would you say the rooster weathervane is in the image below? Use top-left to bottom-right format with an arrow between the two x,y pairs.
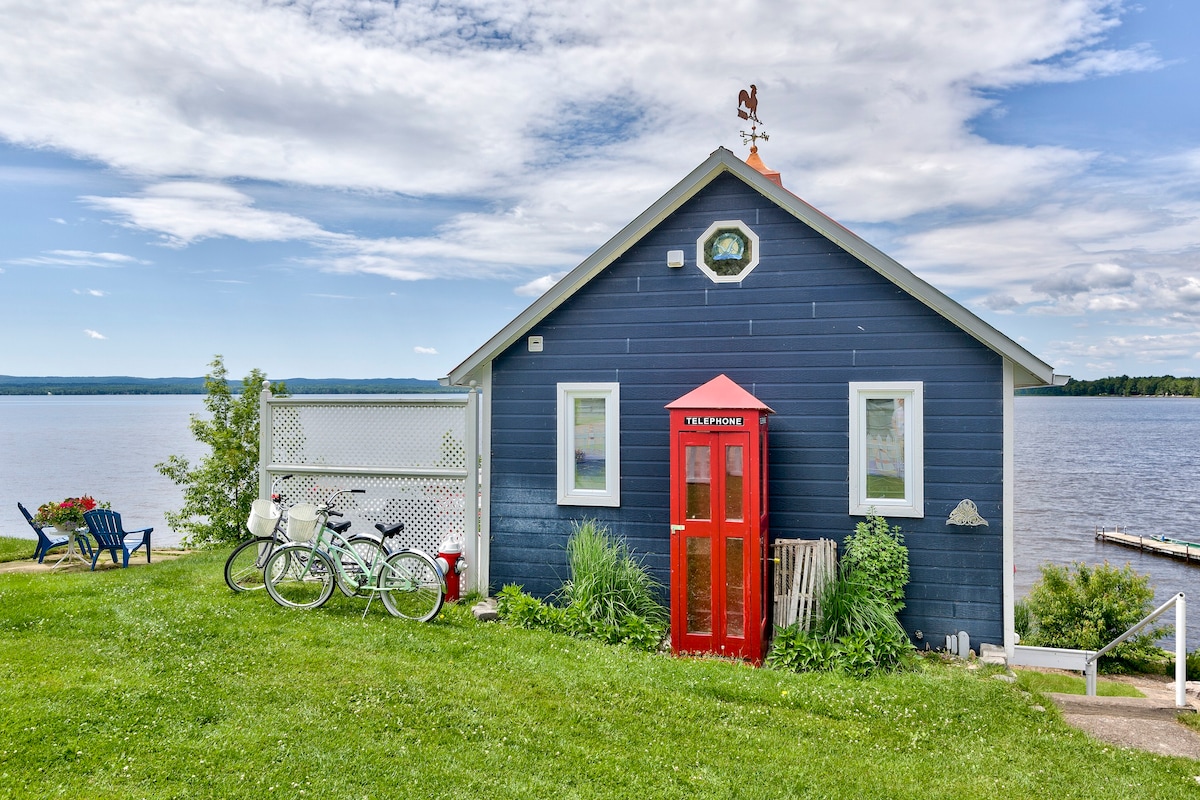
737,84 -> 768,151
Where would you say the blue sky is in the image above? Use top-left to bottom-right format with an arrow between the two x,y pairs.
1,1 -> 1198,382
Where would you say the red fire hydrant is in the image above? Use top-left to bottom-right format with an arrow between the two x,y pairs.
435,534 -> 467,602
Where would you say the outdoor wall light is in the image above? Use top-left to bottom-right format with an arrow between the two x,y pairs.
667,250 -> 685,268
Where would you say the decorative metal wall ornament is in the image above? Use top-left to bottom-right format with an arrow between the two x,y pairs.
946,498 -> 989,527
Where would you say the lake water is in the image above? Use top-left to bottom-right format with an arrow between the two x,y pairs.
1014,396 -> 1200,648
3,394 -> 1199,644
0,395 -> 207,550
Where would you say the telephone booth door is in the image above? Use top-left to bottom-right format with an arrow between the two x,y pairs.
667,376 -> 772,662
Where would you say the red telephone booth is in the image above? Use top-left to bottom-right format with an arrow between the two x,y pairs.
666,375 -> 773,662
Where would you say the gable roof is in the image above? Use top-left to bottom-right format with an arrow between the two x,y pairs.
445,147 -> 1060,389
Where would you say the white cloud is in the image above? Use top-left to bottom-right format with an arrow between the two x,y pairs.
73,288 -> 107,297
83,329 -> 106,340
413,346 -> 439,355
83,183 -> 340,247
8,250 -> 147,267
515,273 -> 564,297
0,0 -> 1193,378
0,0 -> 1167,273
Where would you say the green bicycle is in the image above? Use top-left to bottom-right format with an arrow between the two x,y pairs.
262,488 -> 445,622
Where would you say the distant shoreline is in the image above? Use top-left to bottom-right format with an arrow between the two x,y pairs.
0,376 -> 458,396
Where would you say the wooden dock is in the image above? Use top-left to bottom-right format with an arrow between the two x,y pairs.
1095,527 -> 1200,564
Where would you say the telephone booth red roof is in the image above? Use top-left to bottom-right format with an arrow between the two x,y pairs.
665,374 -> 775,413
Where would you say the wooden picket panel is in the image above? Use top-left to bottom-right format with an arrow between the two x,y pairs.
772,538 -> 837,630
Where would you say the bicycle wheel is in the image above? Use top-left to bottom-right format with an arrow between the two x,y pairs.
337,536 -> 385,597
224,537 -> 277,592
378,550 -> 444,622
264,545 -> 335,610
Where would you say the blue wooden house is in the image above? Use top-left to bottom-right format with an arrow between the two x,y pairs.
445,146 -> 1061,655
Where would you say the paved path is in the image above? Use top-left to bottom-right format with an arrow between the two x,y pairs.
1047,674 -> 1200,761
0,549 -> 189,574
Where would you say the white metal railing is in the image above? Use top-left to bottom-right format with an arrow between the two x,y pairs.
1085,591 -> 1187,707
1009,591 -> 1188,708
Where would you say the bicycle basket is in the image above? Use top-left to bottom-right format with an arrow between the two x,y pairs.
247,499 -> 281,537
286,503 -> 322,542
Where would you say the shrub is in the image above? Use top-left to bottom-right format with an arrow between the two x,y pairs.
1022,561 -> 1162,672
557,518 -> 668,634
767,565 -> 913,677
496,520 -> 668,652
1188,649 -> 1200,682
842,513 -> 909,613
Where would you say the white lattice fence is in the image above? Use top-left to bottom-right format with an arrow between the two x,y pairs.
772,538 -> 838,630
259,387 -> 480,582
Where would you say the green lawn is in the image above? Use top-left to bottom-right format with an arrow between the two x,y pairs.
1015,669 -> 1146,698
2,547 -> 1199,799
0,535 -> 35,563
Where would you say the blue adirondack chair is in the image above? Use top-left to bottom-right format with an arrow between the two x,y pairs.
83,508 -> 152,569
18,501 -> 82,563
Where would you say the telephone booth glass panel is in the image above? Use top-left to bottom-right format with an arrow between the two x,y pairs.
686,445 -> 711,520
725,537 -> 744,637
686,537 -> 712,634
724,445 -> 744,521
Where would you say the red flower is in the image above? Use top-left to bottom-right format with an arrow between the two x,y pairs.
80,496 -> 97,511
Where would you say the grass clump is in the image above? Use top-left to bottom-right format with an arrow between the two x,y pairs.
0,535 -> 35,563
767,567 -> 913,677
497,519 -> 667,651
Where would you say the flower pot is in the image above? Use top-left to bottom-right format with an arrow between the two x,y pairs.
54,523 -> 79,534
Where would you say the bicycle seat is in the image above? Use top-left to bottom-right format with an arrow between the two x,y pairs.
328,520 -> 352,534
375,521 -> 404,537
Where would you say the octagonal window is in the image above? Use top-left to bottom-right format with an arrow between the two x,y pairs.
696,220 -> 760,283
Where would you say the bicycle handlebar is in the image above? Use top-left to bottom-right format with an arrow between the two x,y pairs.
318,487 -> 366,513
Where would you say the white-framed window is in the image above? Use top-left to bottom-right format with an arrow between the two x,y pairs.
557,383 -> 620,507
849,381 -> 924,518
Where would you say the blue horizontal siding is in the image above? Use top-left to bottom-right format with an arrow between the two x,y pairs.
486,171 -> 1009,645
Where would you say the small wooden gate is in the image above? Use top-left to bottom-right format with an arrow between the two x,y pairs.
772,538 -> 837,630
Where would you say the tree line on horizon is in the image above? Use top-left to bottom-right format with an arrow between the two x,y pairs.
0,375 -> 455,395
1018,374 -> 1200,397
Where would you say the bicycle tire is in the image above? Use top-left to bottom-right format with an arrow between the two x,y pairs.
224,537 -> 278,592
264,545 -> 335,610
378,550 -> 444,622
337,536 -> 385,597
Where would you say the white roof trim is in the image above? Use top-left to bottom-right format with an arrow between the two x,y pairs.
445,147 -> 1057,388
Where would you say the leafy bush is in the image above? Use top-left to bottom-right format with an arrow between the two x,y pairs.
1022,561 -> 1162,672
1188,649 -> 1200,682
767,565 -> 913,677
496,520 -> 668,652
768,514 -> 913,677
842,513 -> 909,612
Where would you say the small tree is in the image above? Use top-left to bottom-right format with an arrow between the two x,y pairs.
157,356 -> 285,547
